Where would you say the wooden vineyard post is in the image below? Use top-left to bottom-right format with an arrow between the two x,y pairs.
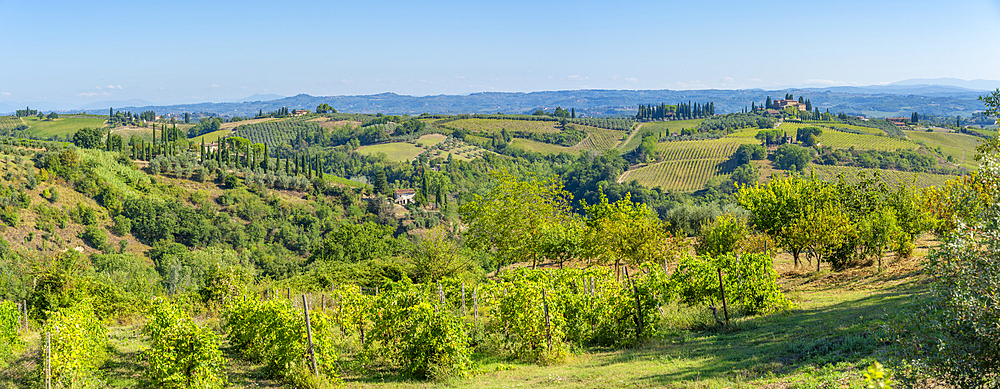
461,283 -> 467,317
717,268 -> 729,326
302,295 -> 318,377
541,289 -> 552,351
624,267 -> 643,338
45,331 -> 51,389
21,300 -> 27,333
438,282 -> 445,310
472,288 -> 479,325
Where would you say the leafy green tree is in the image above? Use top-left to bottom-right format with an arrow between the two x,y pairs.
773,144 -> 811,171
583,191 -> 672,279
310,222 -> 401,264
372,170 -> 390,196
460,170 -> 575,271
144,298 -> 226,389
695,214 -> 749,257
884,153 -> 1000,388
72,127 -> 104,149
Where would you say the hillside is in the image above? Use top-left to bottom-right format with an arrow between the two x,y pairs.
69,89 -> 991,118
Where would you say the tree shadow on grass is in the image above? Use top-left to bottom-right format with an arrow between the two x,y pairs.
603,285 -> 930,386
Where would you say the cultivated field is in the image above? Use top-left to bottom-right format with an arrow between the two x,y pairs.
444,118 -> 562,134
778,122 -> 917,151
510,138 -> 580,155
637,119 -> 705,135
904,130 -> 983,169
576,125 -> 626,151
187,129 -> 232,144
656,138 -> 759,161
807,164 -> 958,188
222,117 -> 277,130
357,134 -> 449,162
21,116 -> 108,137
618,159 -> 729,191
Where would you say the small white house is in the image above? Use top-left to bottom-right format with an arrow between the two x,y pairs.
394,189 -> 416,205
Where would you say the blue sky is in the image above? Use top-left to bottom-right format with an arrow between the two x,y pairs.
2,0 -> 999,106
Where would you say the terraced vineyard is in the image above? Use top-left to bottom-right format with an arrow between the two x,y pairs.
0,116 -> 25,130
904,130 -> 983,169
618,159 -> 729,191
576,125 -> 626,151
657,138 -> 758,161
231,120 -> 322,149
442,118 -> 561,134
617,138 -> 758,191
779,122 -> 917,151
807,164 -> 958,188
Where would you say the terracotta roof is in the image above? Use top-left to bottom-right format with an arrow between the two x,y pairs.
394,189 -> 416,195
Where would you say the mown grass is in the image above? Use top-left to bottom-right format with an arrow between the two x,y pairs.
904,130 -> 983,169
188,129 -> 233,144
22,116 -> 108,137
638,119 -> 705,135
509,138 -> 580,155
357,142 -> 426,162
344,256 -> 929,389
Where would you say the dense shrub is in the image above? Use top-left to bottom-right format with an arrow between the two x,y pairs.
0,301 -> 22,367
144,298 -> 226,389
224,298 -> 339,382
40,302 -> 107,388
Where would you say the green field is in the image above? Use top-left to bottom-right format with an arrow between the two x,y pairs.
637,119 -> 705,135
618,159 -> 729,191
430,137 -> 491,161
576,125 -> 626,151
415,133 -> 447,147
778,122 -> 917,151
444,118 -> 561,134
616,138 -> 759,191
187,129 -> 233,144
510,138 -> 580,155
358,142 -> 425,162
357,134 -> 448,162
21,116 -> 108,137
657,138 -> 759,161
806,164 -> 958,188
904,130 -> 983,169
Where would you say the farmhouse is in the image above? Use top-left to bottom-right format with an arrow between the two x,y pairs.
394,189 -> 416,205
887,117 -> 909,128
773,99 -> 806,111
292,109 -> 310,116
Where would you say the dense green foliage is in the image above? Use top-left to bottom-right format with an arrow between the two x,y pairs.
41,302 -> 108,388
144,298 -> 226,389
0,301 -> 21,367
883,152 -> 1000,388
224,297 -> 338,382
697,113 -> 776,133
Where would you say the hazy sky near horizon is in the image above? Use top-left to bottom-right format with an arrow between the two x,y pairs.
3,0 -> 1000,106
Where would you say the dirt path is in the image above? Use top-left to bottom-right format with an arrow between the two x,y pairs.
616,123 -> 643,152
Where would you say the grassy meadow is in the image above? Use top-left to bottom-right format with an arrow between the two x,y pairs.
21,115 -> 108,137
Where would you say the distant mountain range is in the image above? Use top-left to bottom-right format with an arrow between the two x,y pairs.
231,94 -> 285,103
75,88 -> 993,118
2,79 -> 996,118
